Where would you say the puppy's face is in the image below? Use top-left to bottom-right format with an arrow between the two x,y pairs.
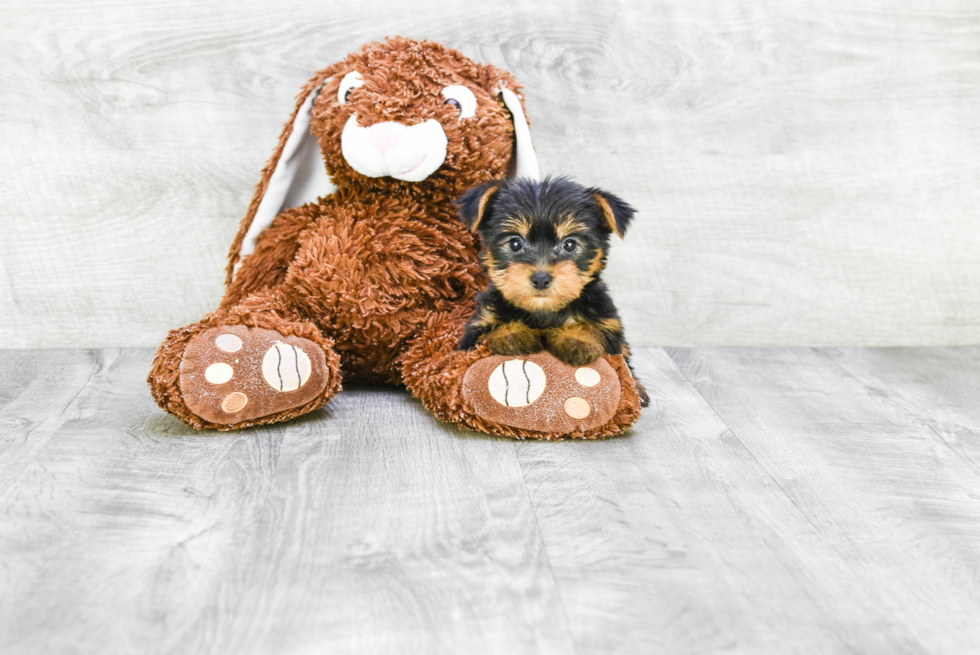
458,177 -> 635,313
487,213 -> 604,313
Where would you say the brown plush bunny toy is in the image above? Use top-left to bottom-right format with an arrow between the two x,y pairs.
148,37 -> 644,439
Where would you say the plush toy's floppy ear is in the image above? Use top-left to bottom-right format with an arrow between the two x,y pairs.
589,188 -> 636,239
226,71 -> 338,284
497,88 -> 540,182
456,181 -> 502,232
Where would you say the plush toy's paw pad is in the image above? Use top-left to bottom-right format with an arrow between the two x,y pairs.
461,352 -> 621,435
179,326 -> 329,425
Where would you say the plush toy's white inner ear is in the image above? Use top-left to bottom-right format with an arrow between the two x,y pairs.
498,88 -> 541,181
235,84 -> 337,277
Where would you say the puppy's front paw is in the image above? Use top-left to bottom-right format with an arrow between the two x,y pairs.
546,325 -> 605,366
486,322 -> 543,356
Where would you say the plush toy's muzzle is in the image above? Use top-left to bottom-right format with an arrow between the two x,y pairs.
341,115 -> 448,182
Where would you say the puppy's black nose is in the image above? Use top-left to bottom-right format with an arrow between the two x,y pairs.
531,271 -> 552,290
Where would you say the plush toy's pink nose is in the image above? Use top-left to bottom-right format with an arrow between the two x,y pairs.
367,122 -> 404,154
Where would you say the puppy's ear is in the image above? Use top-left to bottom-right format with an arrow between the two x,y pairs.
589,188 -> 636,239
456,181 -> 503,233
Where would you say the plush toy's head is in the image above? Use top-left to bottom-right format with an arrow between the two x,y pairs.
229,37 -> 540,281
312,37 -> 537,194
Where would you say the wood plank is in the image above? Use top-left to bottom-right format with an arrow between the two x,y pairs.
0,349 -> 573,655
824,347 -> 980,476
0,350 -> 55,413
515,347 -> 926,654
216,388 -> 573,655
668,346 -> 980,654
0,349 -> 102,496
5,346 -> 980,653
0,349 -> 291,655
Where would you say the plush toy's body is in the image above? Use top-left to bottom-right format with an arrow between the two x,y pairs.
224,195 -> 482,384
148,38 -> 644,439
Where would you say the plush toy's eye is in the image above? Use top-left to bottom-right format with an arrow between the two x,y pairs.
441,85 -> 477,119
508,237 -> 524,252
338,71 -> 364,105
562,239 -> 578,253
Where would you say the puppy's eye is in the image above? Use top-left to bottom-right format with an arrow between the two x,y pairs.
508,237 -> 524,252
338,71 -> 364,105
562,239 -> 578,253
441,85 -> 477,119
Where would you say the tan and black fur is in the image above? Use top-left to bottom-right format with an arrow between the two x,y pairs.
458,177 -> 648,404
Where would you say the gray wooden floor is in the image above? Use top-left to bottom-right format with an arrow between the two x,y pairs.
2,347 -> 980,654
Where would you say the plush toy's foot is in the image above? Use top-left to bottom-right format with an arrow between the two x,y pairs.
178,325 -> 333,426
400,310 -> 644,440
461,352 -> 622,434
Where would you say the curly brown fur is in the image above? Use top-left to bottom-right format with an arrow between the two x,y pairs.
150,37 -> 648,437
148,291 -> 343,431
400,312 -> 644,440
225,38 -> 523,284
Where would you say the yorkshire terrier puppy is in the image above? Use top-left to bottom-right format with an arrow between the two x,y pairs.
457,177 -> 645,403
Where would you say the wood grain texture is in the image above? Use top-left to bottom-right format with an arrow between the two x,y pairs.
0,350 -> 102,496
824,347 -> 980,474
668,346 -> 980,654
0,348 -> 572,655
514,347 -> 907,654
0,349 -> 288,655
2,0 -> 980,348
5,346 -> 980,653
214,395 -> 573,655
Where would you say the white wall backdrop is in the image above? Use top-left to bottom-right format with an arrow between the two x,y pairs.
2,0 -> 979,348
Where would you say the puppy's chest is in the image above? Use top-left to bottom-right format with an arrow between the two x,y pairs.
497,303 -> 577,330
